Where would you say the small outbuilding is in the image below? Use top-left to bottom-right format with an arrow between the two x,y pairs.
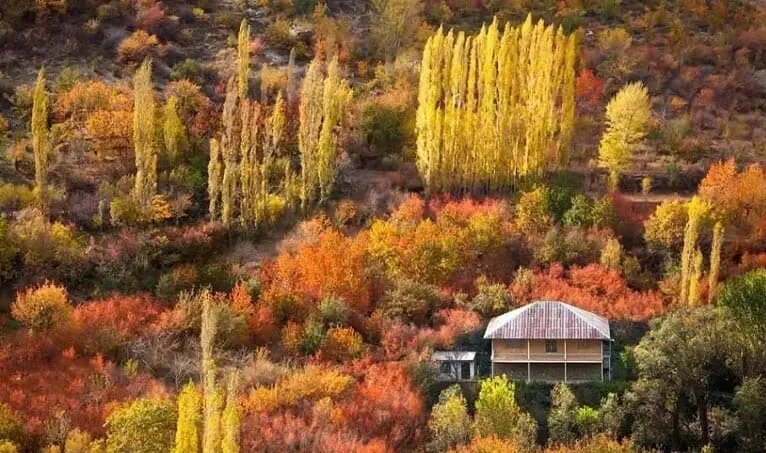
432,351 -> 477,382
484,300 -> 612,383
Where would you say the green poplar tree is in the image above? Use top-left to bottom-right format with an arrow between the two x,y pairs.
133,59 -> 158,214
31,67 -> 48,207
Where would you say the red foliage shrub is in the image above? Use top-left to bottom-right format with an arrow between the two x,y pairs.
380,309 -> 480,360
575,68 -> 605,111
337,363 -> 425,450
0,329 -> 166,437
73,294 -> 164,340
511,263 -> 664,320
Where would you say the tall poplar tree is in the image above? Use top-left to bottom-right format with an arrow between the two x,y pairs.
237,20 -> 250,99
298,54 -> 351,209
133,59 -> 157,214
173,383 -> 201,453
416,15 -> 577,193
220,372 -> 240,453
708,221 -> 724,303
201,291 -> 221,453
680,197 -> 708,305
31,67 -> 48,207
220,78 -> 240,225
208,138 -> 223,219
163,95 -> 186,165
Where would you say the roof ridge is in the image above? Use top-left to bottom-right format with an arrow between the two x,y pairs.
561,302 -> 611,339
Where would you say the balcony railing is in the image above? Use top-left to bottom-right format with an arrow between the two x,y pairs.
492,352 -> 603,362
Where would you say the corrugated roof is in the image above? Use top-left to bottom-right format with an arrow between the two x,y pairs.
432,351 -> 477,361
483,301 -> 611,340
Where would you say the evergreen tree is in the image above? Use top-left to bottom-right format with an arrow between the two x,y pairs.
548,383 -> 578,445
237,20 -> 250,99
133,59 -> 158,215
416,16 -> 577,193
173,383 -> 201,453
31,67 -> 48,208
598,82 -> 651,190
708,221 -> 724,304
298,55 -> 351,209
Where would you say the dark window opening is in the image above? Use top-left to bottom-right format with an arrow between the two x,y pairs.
545,340 -> 557,353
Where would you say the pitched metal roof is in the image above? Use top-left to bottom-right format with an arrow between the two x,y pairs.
483,300 -> 611,340
432,351 -> 477,361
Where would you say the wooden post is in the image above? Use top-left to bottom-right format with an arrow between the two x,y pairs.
527,339 -> 531,382
600,341 -> 604,382
564,339 -> 567,383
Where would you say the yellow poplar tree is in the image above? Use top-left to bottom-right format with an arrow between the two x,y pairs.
201,291 -> 221,453
689,248 -> 703,306
679,197 -> 708,305
237,20 -> 250,99
220,77 -> 240,225
133,59 -> 158,214
298,54 -> 351,209
31,67 -> 48,207
220,372 -> 240,453
708,221 -> 724,303
208,138 -> 223,219
163,95 -> 187,165
416,15 -> 577,193
173,383 -> 201,453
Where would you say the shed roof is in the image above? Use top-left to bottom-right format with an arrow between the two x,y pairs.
483,301 -> 611,340
432,351 -> 477,361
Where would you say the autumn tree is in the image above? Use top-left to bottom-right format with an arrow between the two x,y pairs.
369,0 -> 423,60
298,54 -> 352,209
708,221 -> 724,304
31,67 -> 49,208
201,291 -> 222,453
173,383 -> 201,453
162,95 -> 187,166
598,82 -> 651,190
416,15 -> 576,193
133,59 -> 158,215
11,281 -> 71,332
237,20 -> 250,99
221,372 -> 240,453
679,197 -> 708,305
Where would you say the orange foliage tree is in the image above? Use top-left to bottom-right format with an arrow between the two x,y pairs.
512,264 -> 664,320
699,159 -> 766,239
260,227 -> 372,316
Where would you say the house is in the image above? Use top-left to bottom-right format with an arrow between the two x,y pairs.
483,301 -> 612,383
432,351 -> 477,382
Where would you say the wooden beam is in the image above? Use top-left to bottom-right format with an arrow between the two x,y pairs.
527,339 -> 531,382
564,339 -> 567,383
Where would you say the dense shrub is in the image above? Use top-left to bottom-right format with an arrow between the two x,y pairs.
11,282 -> 71,332
379,279 -> 439,325
320,327 -> 364,361
244,366 -> 354,413
105,398 -> 176,453
117,31 -> 161,63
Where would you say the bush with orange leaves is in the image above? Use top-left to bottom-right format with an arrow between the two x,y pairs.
260,227 -> 372,317
117,30 -> 162,63
511,264 -> 664,320
368,196 -> 513,286
320,326 -> 364,361
11,282 -> 72,332
454,434 -> 638,453
453,436 -> 523,453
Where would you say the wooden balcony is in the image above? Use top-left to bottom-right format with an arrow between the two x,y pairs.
492,351 -> 603,363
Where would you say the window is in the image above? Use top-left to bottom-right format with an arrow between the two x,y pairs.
440,362 -> 452,374
545,340 -> 557,353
